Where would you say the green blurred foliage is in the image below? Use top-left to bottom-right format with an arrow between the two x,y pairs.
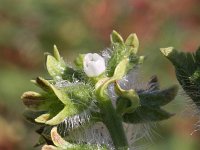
1,0 -> 200,149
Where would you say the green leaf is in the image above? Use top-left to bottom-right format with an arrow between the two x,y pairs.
160,47 -> 200,107
139,85 -> 178,107
147,75 -> 160,91
123,106 -> 174,124
160,47 -> 196,74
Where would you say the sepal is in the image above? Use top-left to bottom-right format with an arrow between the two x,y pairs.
115,82 -> 140,115
125,33 -> 139,54
110,30 -> 124,44
23,77 -> 95,125
46,46 -> 66,80
46,46 -> 83,82
41,127 -> 107,150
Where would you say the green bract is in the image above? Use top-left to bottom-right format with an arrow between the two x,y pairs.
22,77 -> 94,125
22,31 -> 178,150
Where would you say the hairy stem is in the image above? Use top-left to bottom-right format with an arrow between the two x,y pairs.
99,95 -> 129,150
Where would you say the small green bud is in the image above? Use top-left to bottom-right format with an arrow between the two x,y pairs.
21,91 -> 46,109
46,54 -> 66,80
125,33 -> 139,54
110,30 -> 124,44
74,54 -> 85,69
53,45 -> 61,61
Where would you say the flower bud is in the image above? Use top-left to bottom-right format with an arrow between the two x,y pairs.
83,53 -> 106,77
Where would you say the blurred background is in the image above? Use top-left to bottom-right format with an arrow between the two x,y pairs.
0,0 -> 200,149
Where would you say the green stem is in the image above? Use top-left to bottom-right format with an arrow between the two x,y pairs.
95,76 -> 129,149
99,96 -> 129,150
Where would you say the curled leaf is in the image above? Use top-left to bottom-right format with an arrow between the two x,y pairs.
51,127 -> 72,148
115,82 -> 140,114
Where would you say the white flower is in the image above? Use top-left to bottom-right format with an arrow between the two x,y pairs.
83,53 -> 106,77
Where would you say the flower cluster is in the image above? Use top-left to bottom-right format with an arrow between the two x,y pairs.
21,31 -> 178,150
